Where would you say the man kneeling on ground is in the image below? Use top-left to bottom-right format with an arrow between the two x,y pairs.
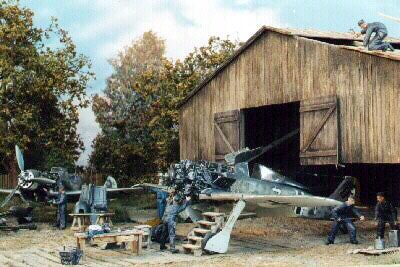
326,196 -> 365,245
375,192 -> 398,239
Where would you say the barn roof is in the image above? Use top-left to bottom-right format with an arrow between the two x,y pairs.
179,26 -> 400,108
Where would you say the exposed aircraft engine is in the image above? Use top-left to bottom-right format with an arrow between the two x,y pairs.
163,160 -> 236,200
18,171 -> 35,189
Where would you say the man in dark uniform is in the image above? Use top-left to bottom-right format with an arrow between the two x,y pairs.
326,196 -> 365,245
375,192 -> 398,239
53,186 -> 67,230
159,194 -> 191,253
358,19 -> 395,51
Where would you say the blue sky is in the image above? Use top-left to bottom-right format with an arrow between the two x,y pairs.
19,0 -> 400,165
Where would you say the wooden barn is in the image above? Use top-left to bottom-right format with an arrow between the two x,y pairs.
178,26 -> 400,205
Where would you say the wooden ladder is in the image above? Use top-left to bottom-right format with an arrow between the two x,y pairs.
183,212 -> 225,256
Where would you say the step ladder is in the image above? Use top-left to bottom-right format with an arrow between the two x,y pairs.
182,212 -> 225,256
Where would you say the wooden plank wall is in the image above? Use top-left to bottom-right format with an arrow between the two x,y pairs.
0,174 -> 14,189
179,30 -> 400,164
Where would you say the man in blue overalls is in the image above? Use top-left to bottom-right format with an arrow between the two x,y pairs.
53,186 -> 67,230
160,195 -> 191,253
326,196 -> 365,245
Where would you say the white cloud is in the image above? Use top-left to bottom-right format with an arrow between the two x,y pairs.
71,0 -> 281,60
76,105 -> 100,166
235,0 -> 252,6
72,0 -> 281,165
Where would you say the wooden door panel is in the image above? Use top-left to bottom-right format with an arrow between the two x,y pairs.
300,95 -> 339,165
214,110 -> 244,162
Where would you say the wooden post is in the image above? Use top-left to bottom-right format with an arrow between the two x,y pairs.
131,237 -> 138,255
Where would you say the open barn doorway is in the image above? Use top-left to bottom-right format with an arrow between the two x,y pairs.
242,102 -> 344,199
243,102 -> 300,176
242,102 -> 400,206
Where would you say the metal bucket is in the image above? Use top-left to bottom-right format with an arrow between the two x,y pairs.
375,238 -> 385,250
389,230 -> 399,247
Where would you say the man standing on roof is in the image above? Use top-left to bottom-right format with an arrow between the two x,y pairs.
357,19 -> 395,51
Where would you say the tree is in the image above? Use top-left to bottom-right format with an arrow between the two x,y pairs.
0,1 -> 93,176
91,31 -> 166,180
90,31 -> 239,182
146,37 -> 239,169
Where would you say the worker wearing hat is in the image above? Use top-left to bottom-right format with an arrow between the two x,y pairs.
357,19 -> 394,51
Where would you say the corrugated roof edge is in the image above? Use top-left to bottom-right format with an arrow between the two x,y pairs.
178,26 -> 400,108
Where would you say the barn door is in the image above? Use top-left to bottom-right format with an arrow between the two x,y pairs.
300,96 -> 339,165
214,110 -> 244,162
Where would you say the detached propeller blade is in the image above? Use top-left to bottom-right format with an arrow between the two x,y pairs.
0,186 -> 19,208
15,145 -> 24,172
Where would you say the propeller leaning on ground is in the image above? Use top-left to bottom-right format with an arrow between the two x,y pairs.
0,145 -> 25,208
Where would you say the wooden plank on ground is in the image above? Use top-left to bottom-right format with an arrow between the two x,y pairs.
349,247 -> 400,255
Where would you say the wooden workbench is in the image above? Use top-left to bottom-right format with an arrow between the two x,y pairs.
75,229 -> 144,255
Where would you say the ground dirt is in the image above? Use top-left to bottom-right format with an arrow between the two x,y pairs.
1,212 -> 400,266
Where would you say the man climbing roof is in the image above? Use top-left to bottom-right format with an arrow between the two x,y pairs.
357,19 -> 395,51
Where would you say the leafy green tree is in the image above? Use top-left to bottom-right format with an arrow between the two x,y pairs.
91,31 -> 166,181
90,31 -> 239,182
0,1 -> 93,177
146,37 -> 239,169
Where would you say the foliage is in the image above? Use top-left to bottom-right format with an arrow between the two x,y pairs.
0,0 -> 93,176
91,31 -> 165,180
90,31 -> 239,183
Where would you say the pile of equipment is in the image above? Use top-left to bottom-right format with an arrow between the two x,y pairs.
163,160 -> 235,200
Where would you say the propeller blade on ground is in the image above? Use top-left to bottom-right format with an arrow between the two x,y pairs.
0,186 -> 19,208
15,145 -> 24,172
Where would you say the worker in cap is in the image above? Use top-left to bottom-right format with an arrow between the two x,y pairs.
375,192 -> 398,239
159,193 -> 191,253
326,196 -> 365,245
357,19 -> 394,51
53,186 -> 67,230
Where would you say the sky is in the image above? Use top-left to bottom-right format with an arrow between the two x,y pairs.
19,0 -> 400,166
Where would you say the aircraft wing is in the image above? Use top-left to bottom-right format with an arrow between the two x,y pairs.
105,187 -> 144,198
199,192 -> 342,208
0,189 -> 19,195
133,183 -> 171,193
65,187 -> 144,198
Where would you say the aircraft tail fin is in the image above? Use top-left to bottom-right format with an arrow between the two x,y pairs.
104,176 -> 118,189
329,176 -> 356,202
